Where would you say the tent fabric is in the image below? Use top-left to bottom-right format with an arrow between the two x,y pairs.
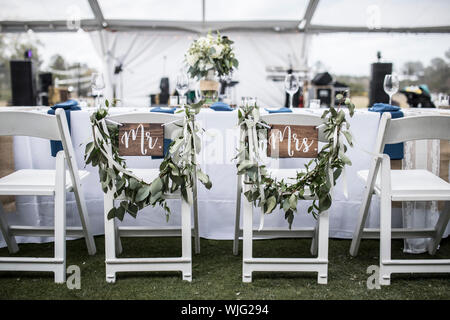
89,30 -> 309,107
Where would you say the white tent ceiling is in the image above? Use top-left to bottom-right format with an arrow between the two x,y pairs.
1,0 -> 449,34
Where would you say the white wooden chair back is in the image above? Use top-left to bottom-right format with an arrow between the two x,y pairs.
261,113 -> 327,143
0,110 -> 83,198
0,111 -> 61,140
376,113 -> 450,154
107,112 -> 183,140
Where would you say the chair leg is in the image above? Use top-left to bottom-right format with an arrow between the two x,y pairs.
379,156 -> 392,286
181,196 -> 192,282
0,203 -> 19,254
350,158 -> 380,257
428,201 -> 450,255
317,210 -> 329,284
310,217 -> 319,256
350,182 -> 376,257
233,175 -> 242,256
54,152 -> 66,284
242,185 -> 253,283
193,182 -> 200,254
104,192 -> 117,283
115,223 -> 123,255
73,185 -> 96,255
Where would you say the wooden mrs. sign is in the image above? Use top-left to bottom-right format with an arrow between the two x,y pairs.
267,124 -> 318,158
118,123 -> 164,156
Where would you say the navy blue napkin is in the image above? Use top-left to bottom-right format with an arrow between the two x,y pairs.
150,107 -> 176,114
369,103 -> 404,160
210,102 -> 233,111
265,107 -> 292,114
47,100 -> 81,157
150,106 -> 176,158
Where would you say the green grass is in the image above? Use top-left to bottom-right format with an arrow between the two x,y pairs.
0,236 -> 449,300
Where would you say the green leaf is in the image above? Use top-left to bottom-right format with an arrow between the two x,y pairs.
339,150 -> 352,165
197,170 -> 212,189
237,160 -> 256,173
85,141 -> 95,155
150,191 -> 162,205
107,207 -> 116,220
265,195 -> 277,214
319,193 -> 332,212
150,177 -> 163,195
129,177 -> 139,190
116,206 -> 125,221
342,130 -> 353,146
289,193 -> 297,210
135,185 -> 151,202
127,203 -> 139,218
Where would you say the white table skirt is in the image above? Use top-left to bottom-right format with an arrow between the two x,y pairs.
1,107 -> 449,251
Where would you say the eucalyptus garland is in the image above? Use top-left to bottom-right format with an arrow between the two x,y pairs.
84,100 -> 212,221
235,94 -> 355,228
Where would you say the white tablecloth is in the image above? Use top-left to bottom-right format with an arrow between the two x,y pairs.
1,107 -> 448,249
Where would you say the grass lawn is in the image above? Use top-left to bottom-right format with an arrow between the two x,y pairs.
0,236 -> 449,300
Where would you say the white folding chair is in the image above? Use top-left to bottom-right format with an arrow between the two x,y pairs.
350,113 -> 450,285
0,110 -> 96,283
234,113 -> 330,284
102,112 -> 200,283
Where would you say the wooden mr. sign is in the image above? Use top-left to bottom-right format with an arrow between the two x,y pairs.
118,123 -> 164,156
267,124 -> 318,158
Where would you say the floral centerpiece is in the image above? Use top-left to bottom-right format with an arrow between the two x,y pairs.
185,32 -> 238,104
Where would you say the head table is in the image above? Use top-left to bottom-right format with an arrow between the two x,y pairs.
0,107 -> 449,254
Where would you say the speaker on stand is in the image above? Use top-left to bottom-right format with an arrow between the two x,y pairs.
10,60 -> 37,106
369,62 -> 392,106
38,72 -> 53,106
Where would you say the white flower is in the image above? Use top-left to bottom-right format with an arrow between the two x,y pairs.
186,53 -> 198,66
211,44 -> 224,58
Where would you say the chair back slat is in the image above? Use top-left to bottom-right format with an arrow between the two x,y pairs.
261,113 -> 327,142
382,114 -> 450,145
107,112 -> 183,140
0,111 -> 61,140
54,109 -> 83,194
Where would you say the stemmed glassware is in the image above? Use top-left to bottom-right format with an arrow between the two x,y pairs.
383,73 -> 399,105
91,73 -> 105,109
176,72 -> 189,107
284,74 -> 299,108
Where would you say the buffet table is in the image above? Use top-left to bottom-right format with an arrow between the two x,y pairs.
1,107 -> 449,251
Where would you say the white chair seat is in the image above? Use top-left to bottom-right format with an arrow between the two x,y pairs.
127,168 -> 160,184
266,168 -> 306,182
0,169 -> 90,196
358,169 -> 450,201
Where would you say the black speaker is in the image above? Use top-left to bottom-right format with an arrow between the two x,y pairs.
10,60 -> 36,106
369,62 -> 392,106
312,72 -> 333,85
39,72 -> 52,92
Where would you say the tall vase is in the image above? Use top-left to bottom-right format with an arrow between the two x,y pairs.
199,70 -> 220,106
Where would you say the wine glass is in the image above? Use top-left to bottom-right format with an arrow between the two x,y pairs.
91,73 -> 105,109
284,74 -> 299,108
176,72 -> 189,107
383,73 -> 399,105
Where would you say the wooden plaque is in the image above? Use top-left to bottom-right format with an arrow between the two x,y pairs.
118,123 -> 164,156
267,124 -> 318,158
